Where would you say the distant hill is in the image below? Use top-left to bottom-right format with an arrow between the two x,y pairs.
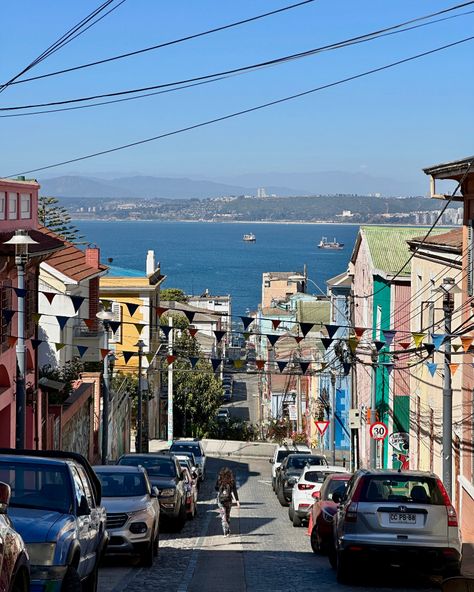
38,175 -> 306,199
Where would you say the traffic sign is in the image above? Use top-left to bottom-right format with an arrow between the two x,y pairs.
370,422 -> 388,440
314,420 -> 330,436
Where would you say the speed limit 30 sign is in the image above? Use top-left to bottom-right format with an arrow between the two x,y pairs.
370,422 -> 388,440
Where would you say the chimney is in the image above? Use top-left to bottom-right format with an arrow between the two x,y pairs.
85,246 -> 100,269
146,250 -> 155,276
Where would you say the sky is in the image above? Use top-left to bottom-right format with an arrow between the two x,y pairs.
1,1 -> 473,190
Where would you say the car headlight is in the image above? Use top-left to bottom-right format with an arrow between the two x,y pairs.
128,508 -> 150,519
160,488 -> 175,497
27,543 -> 56,566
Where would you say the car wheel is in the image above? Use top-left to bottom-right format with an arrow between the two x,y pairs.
336,551 -> 351,585
61,567 -> 82,592
84,562 -> 98,592
328,545 -> 337,569
153,528 -> 159,557
173,503 -> 187,532
272,477 -> 275,491
10,567 -> 29,592
442,565 -> 461,580
310,525 -> 320,554
277,485 -> 289,507
139,540 -> 154,568
292,512 -> 302,527
288,504 -> 294,522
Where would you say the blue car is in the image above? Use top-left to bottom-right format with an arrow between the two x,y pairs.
0,449 -> 108,592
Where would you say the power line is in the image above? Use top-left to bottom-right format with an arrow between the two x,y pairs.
5,35 -> 473,179
3,6 -> 474,113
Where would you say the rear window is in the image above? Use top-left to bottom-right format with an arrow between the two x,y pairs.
276,450 -> 310,463
288,456 -> 325,469
360,476 -> 444,505
305,470 -> 335,483
323,478 -> 350,501
96,471 -> 147,497
170,444 -> 202,457
118,457 -> 176,478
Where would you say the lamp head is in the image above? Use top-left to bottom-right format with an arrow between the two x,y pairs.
4,230 -> 38,255
96,309 -> 114,322
135,339 -> 145,349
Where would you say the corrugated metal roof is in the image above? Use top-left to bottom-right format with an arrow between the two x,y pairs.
361,226 -> 449,277
409,227 -> 462,250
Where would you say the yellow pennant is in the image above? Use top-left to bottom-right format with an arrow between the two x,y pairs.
412,332 -> 426,348
32,313 -> 42,324
348,336 -> 358,353
233,359 -> 244,369
55,342 -> 66,351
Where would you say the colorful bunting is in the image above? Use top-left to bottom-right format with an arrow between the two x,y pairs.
426,362 -> 437,377
233,359 -> 244,369
354,327 -> 367,338
214,330 -> 226,343
167,355 -> 176,365
324,324 -> 339,339
412,333 -> 426,348
272,319 -> 281,330
267,334 -> 280,347
188,327 -> 198,337
449,363 -> 460,377
56,316 -> 69,330
423,343 -> 436,356
2,310 -> 14,324
161,325 -> 172,338
55,343 -> 66,351
108,321 -> 121,335
299,323 -> 313,337
31,338 -> 42,350
294,336 -> 304,344
189,357 -> 199,368
156,306 -> 168,318
84,319 -> 95,330
70,296 -> 85,313
398,342 -> 411,350
277,361 -> 288,373
43,292 -> 56,305
320,337 -> 332,350
184,310 -> 195,323
300,361 -> 310,374
452,344 -> 462,353
13,287 -> 27,298
383,363 -> 394,374
100,348 -> 110,360
146,353 -> 154,364
256,360 -> 265,370
373,340 -> 385,352
32,313 -> 42,324
382,330 -> 396,347
431,333 -> 445,351
8,336 -> 17,347
76,345 -> 88,358
243,332 -> 251,340
134,323 -> 144,335
320,362 -> 328,371
123,351 -> 135,364
240,316 -> 254,330
342,362 -> 351,375
348,336 -> 358,353
125,302 -> 140,317
461,335 -> 474,353
211,358 -> 221,372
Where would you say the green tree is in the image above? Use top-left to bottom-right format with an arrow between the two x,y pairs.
160,288 -> 188,303
38,196 -> 85,244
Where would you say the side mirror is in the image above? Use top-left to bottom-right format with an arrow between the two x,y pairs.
78,495 -> 91,516
269,459 -> 274,464
151,486 -> 159,498
0,482 -> 11,513
332,492 -> 342,504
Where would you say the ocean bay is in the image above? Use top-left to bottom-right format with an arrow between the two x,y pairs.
76,220 -> 359,314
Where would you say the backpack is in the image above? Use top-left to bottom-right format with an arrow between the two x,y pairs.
218,483 -> 232,503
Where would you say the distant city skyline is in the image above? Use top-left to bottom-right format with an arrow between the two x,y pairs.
1,1 -> 473,184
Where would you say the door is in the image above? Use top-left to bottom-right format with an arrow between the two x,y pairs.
70,465 -> 92,579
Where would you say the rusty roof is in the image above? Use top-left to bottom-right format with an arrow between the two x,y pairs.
423,156 -> 474,179
40,227 -> 108,282
408,228 -> 462,251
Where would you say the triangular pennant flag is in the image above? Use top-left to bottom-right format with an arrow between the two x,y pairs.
56,316 -> 69,330
431,333 -> 445,351
108,321 -> 121,335
100,348 -> 110,360
348,336 -> 358,353
134,323 -> 144,335
55,343 -> 66,351
300,361 -> 310,374
13,287 -> 27,298
31,338 -> 42,350
123,351 -> 135,364
461,336 -> 474,353
214,330 -> 226,344
267,334 -> 280,346
211,358 -> 221,372
2,310 -> 14,324
167,355 -> 176,365
32,312 -> 42,324
449,363 -> 460,377
373,340 -> 385,352
299,322 -> 313,337
161,325 -> 172,338
354,327 -> 367,338
412,332 -> 426,348
240,316 -> 254,330
277,361 -> 288,373
125,302 -> 139,317
233,359 -> 244,369
320,337 -> 332,350
398,342 -> 411,350
76,345 -> 88,358
69,295 -> 85,313
383,363 -> 394,374
243,332 -> 251,340
294,336 -> 304,343
423,343 -> 436,356
146,353 -> 154,364
324,324 -> 339,339
188,327 -> 198,337
382,330 -> 396,347
426,362 -> 437,377
320,362 -> 328,371
272,319 -> 281,330
256,360 -> 265,370
84,318 -> 95,330
8,336 -> 17,347
452,344 -> 462,353
189,357 -> 199,369
184,310 -> 195,323
43,291 -> 56,305
342,362 -> 351,376
156,306 -> 168,318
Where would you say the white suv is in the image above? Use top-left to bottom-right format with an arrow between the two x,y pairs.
269,444 -> 311,491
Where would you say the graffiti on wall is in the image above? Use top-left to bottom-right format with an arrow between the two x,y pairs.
389,432 -> 409,470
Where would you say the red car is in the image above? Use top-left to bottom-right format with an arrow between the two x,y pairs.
309,473 -> 351,554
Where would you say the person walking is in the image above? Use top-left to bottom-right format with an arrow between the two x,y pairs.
215,467 -> 240,536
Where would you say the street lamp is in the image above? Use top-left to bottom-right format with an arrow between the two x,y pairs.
135,339 -> 145,453
329,370 -> 337,465
435,277 -> 461,498
96,307 -> 115,464
369,343 -> 379,470
4,230 -> 38,449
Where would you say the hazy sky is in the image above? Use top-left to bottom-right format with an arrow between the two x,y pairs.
1,1 -> 473,186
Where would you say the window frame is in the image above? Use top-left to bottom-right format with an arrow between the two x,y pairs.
8,192 -> 18,220
20,193 -> 31,220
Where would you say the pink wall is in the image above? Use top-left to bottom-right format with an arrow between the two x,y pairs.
393,283 -> 411,396
0,178 -> 39,232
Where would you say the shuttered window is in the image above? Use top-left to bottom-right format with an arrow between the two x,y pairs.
108,302 -> 122,343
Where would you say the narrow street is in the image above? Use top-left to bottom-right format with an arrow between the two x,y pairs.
98,455 -> 438,592
226,372 -> 260,425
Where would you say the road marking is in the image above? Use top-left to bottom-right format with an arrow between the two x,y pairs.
177,506 -> 214,592
258,480 -> 272,486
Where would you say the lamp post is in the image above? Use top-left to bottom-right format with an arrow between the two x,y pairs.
370,344 -> 378,470
4,230 -> 38,449
135,339 -> 145,453
330,370 -> 337,465
96,308 -> 115,464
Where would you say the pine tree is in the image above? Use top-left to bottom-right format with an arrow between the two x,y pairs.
38,196 -> 85,244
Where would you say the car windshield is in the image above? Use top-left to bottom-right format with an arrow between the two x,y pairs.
96,471 -> 147,497
171,444 -> 202,458
324,479 -> 350,501
288,456 -> 325,469
0,461 -> 72,513
276,450 -> 309,463
118,457 -> 176,477
360,476 -> 444,505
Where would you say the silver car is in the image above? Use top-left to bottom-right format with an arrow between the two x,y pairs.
94,465 -> 160,567
332,469 -> 462,583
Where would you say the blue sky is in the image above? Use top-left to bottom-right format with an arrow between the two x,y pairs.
1,1 -> 473,189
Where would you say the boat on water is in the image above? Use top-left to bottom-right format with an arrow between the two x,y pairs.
243,233 -> 256,242
318,236 -> 344,249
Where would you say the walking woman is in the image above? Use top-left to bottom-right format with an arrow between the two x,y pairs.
215,467 -> 240,536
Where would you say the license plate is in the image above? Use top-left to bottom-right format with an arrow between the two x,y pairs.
389,512 -> 417,523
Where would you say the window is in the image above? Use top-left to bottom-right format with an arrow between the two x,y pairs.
8,193 -> 17,219
70,465 -> 87,511
420,301 -> 435,337
20,193 -> 31,219
0,193 -> 5,220
108,302 -> 122,343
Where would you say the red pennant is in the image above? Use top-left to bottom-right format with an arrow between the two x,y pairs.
272,319 -> 281,330
43,292 -> 56,304
399,342 -> 411,350
256,360 -> 265,369
8,336 -> 17,347
354,327 -> 367,338
294,336 -> 304,344
156,306 -> 168,318
167,355 -> 176,365
84,319 -> 95,330
100,348 -> 110,360
188,327 -> 198,337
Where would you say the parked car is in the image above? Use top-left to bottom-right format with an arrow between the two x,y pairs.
309,473 -> 351,553
175,455 -> 199,487
170,440 -> 207,481
275,454 -> 328,506
222,386 -> 232,402
181,466 -> 198,520
94,465 -> 160,566
331,469 -> 462,583
0,449 -> 107,592
269,444 -> 312,491
117,454 -> 187,532
0,481 -> 30,592
289,465 -> 350,527
217,408 -> 231,422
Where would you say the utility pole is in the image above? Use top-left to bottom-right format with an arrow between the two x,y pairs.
136,339 -> 145,453
296,374 -> 302,432
442,277 -> 455,498
167,316 -> 174,446
101,341 -> 110,464
330,371 -> 336,465
370,346 -> 378,469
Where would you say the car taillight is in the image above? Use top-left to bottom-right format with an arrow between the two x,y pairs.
298,483 -> 315,491
436,478 -> 458,527
345,501 -> 358,522
312,490 -> 321,499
